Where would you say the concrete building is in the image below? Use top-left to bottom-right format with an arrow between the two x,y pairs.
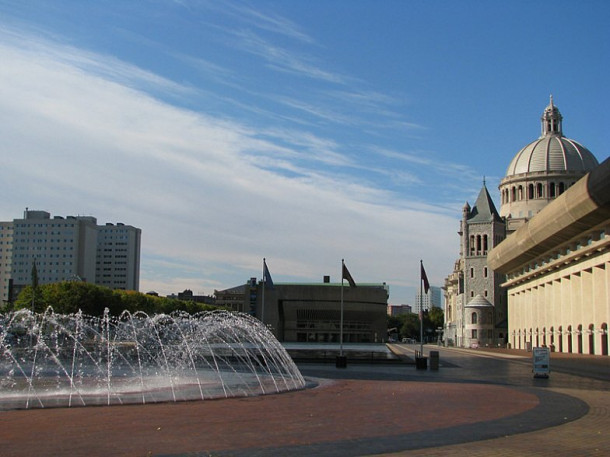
95,222 -> 141,291
489,157 -> 610,355
216,276 -> 389,343
444,97 -> 600,349
0,209 -> 141,304
388,304 -> 412,316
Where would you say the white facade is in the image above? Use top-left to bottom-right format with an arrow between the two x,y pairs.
96,223 -> 141,291
489,158 -> 610,356
0,210 -> 141,304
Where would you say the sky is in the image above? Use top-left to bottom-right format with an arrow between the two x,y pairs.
1,0 -> 608,306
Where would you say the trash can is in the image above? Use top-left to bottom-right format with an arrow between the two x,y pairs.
336,355 -> 347,368
415,356 -> 428,370
429,351 -> 439,370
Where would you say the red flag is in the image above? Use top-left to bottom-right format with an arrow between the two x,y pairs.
421,262 -> 430,294
342,262 -> 356,287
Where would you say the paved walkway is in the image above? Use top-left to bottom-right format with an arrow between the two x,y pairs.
0,345 -> 608,456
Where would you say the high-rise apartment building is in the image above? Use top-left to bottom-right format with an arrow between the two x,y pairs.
0,209 -> 141,304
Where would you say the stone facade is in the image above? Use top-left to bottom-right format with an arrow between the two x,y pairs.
444,185 -> 507,347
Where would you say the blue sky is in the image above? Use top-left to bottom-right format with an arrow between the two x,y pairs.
1,0 -> 608,306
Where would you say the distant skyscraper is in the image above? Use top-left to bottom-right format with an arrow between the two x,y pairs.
415,286 -> 442,314
0,209 -> 141,304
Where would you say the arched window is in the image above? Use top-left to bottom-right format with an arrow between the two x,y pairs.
578,324 -> 583,354
470,235 -> 475,255
589,324 -> 595,355
518,185 -> 523,200
558,325 -> 563,352
483,235 -> 488,254
471,312 -> 477,324
528,184 -> 534,199
550,182 -> 556,198
559,182 -> 565,195
537,183 -> 543,198
511,186 -> 516,202
476,235 -> 481,254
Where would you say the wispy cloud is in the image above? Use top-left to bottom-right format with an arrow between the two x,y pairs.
221,0 -> 315,44
0,23 -> 458,303
231,29 -> 346,83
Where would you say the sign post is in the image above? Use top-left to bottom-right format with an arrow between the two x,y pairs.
532,347 -> 550,378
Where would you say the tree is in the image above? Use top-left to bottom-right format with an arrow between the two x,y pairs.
13,281 -> 225,316
428,306 -> 444,330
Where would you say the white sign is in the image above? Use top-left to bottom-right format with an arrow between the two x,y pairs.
532,347 -> 550,378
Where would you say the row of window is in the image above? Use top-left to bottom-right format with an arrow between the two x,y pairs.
471,329 -> 493,340
501,181 -> 576,204
469,266 -> 488,278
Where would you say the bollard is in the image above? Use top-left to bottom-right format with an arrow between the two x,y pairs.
415,356 -> 428,370
429,351 -> 439,370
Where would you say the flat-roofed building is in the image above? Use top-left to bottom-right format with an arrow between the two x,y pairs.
0,209 -> 141,305
218,276 -> 389,343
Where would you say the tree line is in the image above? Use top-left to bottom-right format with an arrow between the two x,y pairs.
6,281 -> 222,316
388,307 -> 444,343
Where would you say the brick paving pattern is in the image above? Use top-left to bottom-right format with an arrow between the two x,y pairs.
0,346 -> 608,456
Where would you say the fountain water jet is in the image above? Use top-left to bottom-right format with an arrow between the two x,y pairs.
0,308 -> 305,410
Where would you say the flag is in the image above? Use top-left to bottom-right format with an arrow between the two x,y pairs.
263,259 -> 274,289
421,261 -> 430,294
342,261 -> 356,287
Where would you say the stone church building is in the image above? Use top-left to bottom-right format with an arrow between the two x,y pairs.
444,97 -> 601,349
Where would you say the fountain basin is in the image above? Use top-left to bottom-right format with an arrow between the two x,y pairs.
0,308 -> 305,410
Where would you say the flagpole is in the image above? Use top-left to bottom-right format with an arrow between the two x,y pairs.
420,260 -> 424,356
340,259 -> 344,357
261,258 -> 266,323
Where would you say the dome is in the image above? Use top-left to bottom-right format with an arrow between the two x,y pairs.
505,96 -> 599,177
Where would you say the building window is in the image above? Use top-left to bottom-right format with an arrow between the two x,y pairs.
471,312 -> 477,324
484,267 -> 488,277
528,184 -> 534,199
470,267 -> 474,278
471,329 -> 477,339
537,183 -> 543,198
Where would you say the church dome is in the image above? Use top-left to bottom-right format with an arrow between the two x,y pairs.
499,97 -> 600,227
505,97 -> 598,177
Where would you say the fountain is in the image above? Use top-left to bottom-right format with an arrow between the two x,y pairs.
0,308 -> 306,410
